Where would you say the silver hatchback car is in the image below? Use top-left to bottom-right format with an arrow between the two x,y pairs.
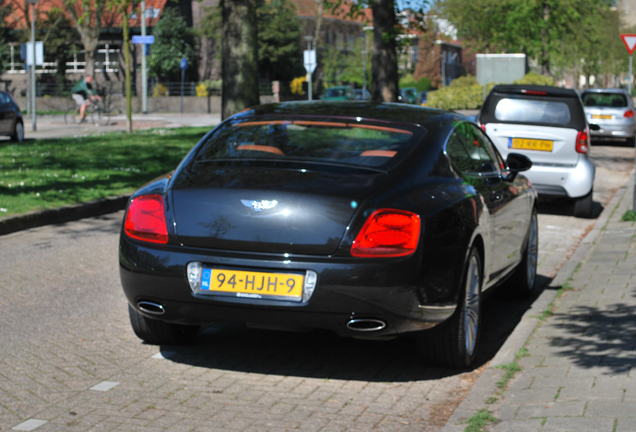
580,88 -> 635,146
479,85 -> 595,218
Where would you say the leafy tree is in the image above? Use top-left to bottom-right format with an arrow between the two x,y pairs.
322,39 -> 368,87
148,7 -> 196,81
0,3 -> 11,74
199,0 -> 303,82
221,0 -> 260,119
106,0 -> 136,132
438,0 -> 619,77
257,0 -> 303,81
39,8 -> 81,88
325,0 -> 428,102
60,0 -> 116,77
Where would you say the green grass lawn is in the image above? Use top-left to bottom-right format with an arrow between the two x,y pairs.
0,127 -> 211,218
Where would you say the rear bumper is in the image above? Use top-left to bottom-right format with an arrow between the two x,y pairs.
119,238 -> 459,338
523,157 -> 595,199
590,122 -> 635,140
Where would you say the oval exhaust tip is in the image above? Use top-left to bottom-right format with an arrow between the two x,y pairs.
346,318 -> 386,332
137,301 -> 165,315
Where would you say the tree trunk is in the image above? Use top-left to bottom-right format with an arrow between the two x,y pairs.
79,29 -> 99,78
221,0 -> 260,119
370,0 -> 398,102
540,1 -> 551,75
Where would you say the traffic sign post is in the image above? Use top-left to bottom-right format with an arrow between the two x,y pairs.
180,57 -> 188,114
622,34 -> 636,211
303,49 -> 316,101
620,34 -> 636,94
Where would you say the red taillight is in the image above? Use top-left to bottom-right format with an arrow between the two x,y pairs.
624,109 -> 634,118
575,130 -> 589,154
124,194 -> 169,244
479,123 -> 487,133
351,209 -> 421,258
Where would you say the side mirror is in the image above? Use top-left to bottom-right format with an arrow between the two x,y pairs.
589,123 -> 601,131
505,153 -> 532,180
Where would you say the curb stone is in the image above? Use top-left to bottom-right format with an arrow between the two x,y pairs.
0,195 -> 129,236
441,176 -> 633,432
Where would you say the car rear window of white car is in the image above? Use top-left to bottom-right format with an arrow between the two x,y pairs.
194,119 -> 421,169
494,98 -> 571,125
581,93 -> 628,108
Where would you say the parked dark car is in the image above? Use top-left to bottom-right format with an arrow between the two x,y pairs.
120,102 -> 538,368
399,87 -> 418,104
320,86 -> 354,101
0,91 -> 24,143
353,88 -> 371,101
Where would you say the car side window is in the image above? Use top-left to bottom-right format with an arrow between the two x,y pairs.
0,92 -> 9,104
471,125 -> 505,172
446,122 -> 499,174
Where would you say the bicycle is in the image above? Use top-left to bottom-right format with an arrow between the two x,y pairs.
64,83 -> 122,126
64,98 -> 101,125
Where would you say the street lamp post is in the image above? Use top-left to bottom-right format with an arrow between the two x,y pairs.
27,0 -> 38,131
140,1 -> 148,114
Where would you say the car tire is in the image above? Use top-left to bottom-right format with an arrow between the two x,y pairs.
416,247 -> 482,369
11,121 -> 24,143
128,304 -> 199,345
572,189 -> 594,218
502,210 -> 539,298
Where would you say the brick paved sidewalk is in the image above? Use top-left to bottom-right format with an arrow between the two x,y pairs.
463,182 -> 636,432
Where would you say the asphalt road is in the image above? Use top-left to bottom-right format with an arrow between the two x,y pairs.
0,142 -> 633,432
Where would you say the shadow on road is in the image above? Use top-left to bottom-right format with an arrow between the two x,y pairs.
547,289 -> 636,374
537,196 -> 604,219
159,274 -> 552,381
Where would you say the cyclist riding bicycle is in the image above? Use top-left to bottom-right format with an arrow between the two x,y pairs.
71,75 -> 101,123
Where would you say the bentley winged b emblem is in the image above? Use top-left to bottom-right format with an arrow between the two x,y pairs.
240,199 -> 279,212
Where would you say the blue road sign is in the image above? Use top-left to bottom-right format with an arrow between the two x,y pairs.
180,57 -> 189,70
132,35 -> 155,44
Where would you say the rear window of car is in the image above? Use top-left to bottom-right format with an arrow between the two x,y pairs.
193,119 -> 421,169
481,93 -> 586,129
581,92 -> 628,108
494,98 -> 571,125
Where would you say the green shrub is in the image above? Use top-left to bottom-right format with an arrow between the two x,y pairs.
513,72 -> 555,86
399,74 -> 432,92
449,75 -> 478,87
426,84 -> 485,110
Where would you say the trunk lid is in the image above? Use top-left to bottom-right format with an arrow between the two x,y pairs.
170,164 -> 385,255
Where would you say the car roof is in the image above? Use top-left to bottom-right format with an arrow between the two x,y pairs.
491,84 -> 579,98
230,101 -> 461,128
581,88 -> 629,94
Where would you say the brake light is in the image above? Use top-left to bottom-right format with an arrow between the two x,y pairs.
575,130 -> 589,154
624,109 -> 634,118
521,89 -> 547,95
351,209 -> 420,258
480,123 -> 487,133
124,194 -> 169,244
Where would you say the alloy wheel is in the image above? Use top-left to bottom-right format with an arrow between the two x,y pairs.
463,254 -> 481,357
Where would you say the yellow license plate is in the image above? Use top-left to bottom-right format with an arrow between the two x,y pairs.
201,268 -> 304,301
592,114 -> 613,120
510,138 -> 553,152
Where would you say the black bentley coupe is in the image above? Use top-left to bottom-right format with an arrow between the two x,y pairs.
120,102 -> 538,368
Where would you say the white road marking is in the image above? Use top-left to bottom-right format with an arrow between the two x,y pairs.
12,419 -> 47,431
90,381 -> 120,391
